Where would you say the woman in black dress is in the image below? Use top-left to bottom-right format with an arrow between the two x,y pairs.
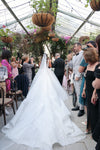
82,48 -> 99,133
92,34 -> 100,150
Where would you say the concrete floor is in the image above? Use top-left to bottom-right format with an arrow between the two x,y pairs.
0,95 -> 96,150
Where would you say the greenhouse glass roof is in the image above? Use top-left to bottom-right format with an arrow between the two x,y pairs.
0,0 -> 100,38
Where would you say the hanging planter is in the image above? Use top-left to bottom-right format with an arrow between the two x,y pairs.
48,32 -> 55,37
41,25 -> 51,31
90,0 -> 100,11
79,36 -> 90,44
32,13 -> 54,27
1,36 -> 13,43
34,36 -> 47,43
52,38 -> 59,42
0,26 -> 14,43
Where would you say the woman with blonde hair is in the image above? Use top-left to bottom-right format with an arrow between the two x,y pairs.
82,48 -> 99,134
23,55 -> 34,87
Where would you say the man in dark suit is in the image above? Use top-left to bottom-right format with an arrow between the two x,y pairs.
52,53 -> 65,85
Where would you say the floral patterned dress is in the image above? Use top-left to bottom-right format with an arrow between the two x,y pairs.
1,59 -> 13,92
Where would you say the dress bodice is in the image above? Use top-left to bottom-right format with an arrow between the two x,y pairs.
94,64 -> 100,99
86,71 -> 95,85
85,71 -> 95,99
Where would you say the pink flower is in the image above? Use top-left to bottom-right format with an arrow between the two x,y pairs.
63,36 -> 71,44
64,36 -> 71,40
34,29 -> 37,32
65,41 -> 68,44
2,25 -> 6,28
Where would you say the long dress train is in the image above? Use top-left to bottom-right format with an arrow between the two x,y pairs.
0,54 -> 85,150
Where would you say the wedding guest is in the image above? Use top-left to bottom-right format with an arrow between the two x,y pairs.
17,59 -> 22,75
1,50 -> 13,93
79,41 -> 96,116
67,53 -> 73,69
0,56 -> 8,98
65,53 -> 73,79
0,55 -> 10,116
92,64 -> 100,150
38,57 -> 42,67
29,56 -> 35,80
66,53 -> 73,93
52,53 -> 65,85
47,57 -> 52,68
91,34 -> 100,150
23,55 -> 34,87
11,56 -> 19,79
82,48 -> 99,134
62,70 -> 67,90
15,67 -> 29,97
71,43 -> 84,117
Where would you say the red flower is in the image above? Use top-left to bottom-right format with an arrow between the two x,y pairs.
2,25 -> 6,28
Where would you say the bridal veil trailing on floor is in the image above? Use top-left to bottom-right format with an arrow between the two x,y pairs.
0,54 -> 85,150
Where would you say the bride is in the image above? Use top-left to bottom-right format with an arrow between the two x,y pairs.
0,54 -> 85,150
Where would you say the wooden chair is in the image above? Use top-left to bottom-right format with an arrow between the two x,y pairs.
8,79 -> 23,109
0,86 -> 15,125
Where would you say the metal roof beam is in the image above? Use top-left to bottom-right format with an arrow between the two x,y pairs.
0,14 -> 33,29
1,0 -> 30,35
58,9 -> 100,27
70,10 -> 95,39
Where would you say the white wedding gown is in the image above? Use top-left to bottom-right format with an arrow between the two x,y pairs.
0,54 -> 85,150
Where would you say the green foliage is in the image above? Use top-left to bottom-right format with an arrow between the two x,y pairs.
49,37 -> 67,59
89,33 -> 96,41
0,40 -> 6,56
66,37 -> 78,53
0,28 -> 12,37
79,0 -> 99,7
26,25 -> 34,30
12,31 -> 67,61
30,0 -> 58,16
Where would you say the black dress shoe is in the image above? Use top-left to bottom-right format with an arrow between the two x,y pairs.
71,106 -> 79,111
78,110 -> 85,117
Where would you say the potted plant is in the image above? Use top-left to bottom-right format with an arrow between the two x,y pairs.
31,0 -> 58,27
0,25 -> 13,43
81,0 -> 100,11
79,36 -> 90,44
48,32 -> 55,37
32,13 -> 54,27
52,37 -> 59,42
90,0 -> 100,11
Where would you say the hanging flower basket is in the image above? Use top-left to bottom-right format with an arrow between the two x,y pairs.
52,38 -> 59,42
34,36 -> 47,43
48,32 -> 55,37
1,36 -> 13,43
32,13 -> 55,27
41,25 -> 51,32
90,0 -> 100,11
79,36 -> 90,44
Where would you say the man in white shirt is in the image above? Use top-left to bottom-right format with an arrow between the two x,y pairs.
72,43 -> 84,117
